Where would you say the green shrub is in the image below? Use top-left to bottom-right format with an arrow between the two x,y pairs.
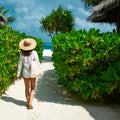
52,29 -> 120,101
0,26 -> 43,95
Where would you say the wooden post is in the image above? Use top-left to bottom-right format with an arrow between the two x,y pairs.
116,15 -> 120,33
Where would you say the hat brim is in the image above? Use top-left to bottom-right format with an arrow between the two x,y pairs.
19,38 -> 36,51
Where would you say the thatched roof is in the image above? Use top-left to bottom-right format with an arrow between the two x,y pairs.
0,14 -> 7,24
91,0 -> 120,13
88,0 -> 120,23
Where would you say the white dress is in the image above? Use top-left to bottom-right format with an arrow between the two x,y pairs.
17,50 -> 41,78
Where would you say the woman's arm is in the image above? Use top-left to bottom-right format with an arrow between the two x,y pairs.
17,53 -> 23,79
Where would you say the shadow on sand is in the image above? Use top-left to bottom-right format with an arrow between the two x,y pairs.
35,69 -> 76,105
35,55 -> 120,120
1,96 -> 26,106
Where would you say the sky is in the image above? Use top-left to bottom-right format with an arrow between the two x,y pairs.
0,0 -> 115,43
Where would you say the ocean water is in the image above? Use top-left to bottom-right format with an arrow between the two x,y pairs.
43,43 -> 52,50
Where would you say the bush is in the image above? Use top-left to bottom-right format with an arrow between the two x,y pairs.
52,29 -> 120,101
0,26 -> 43,95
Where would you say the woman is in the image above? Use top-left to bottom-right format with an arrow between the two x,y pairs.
17,38 -> 41,109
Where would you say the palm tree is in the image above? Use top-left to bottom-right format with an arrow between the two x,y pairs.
40,15 -> 55,38
40,5 -> 75,39
0,6 -> 16,26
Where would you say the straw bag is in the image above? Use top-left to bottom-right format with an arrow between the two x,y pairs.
30,61 -> 41,77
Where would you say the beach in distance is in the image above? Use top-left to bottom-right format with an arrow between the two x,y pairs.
43,43 -> 52,50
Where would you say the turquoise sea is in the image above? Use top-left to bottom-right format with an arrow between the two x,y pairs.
43,43 -> 52,50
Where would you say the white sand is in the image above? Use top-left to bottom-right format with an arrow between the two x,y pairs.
0,50 -> 120,120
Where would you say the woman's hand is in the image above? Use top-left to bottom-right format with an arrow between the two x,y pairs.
18,75 -> 22,80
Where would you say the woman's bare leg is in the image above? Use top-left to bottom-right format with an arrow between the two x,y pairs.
28,77 -> 36,109
23,78 -> 30,106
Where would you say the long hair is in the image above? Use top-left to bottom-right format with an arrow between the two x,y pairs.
21,50 -> 33,56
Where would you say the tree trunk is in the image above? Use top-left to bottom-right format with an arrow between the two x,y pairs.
116,15 -> 120,33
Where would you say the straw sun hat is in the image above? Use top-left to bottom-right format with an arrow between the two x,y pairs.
19,38 -> 36,51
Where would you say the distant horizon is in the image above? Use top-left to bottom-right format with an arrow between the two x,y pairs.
43,42 -> 52,49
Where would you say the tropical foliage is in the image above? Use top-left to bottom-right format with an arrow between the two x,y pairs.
0,26 -> 43,95
52,28 -> 120,101
0,6 -> 16,26
40,5 -> 75,39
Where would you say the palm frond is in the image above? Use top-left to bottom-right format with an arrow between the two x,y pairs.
7,17 -> 16,23
2,9 -> 9,15
0,6 -> 4,13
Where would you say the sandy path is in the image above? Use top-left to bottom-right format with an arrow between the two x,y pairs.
0,50 -> 120,120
